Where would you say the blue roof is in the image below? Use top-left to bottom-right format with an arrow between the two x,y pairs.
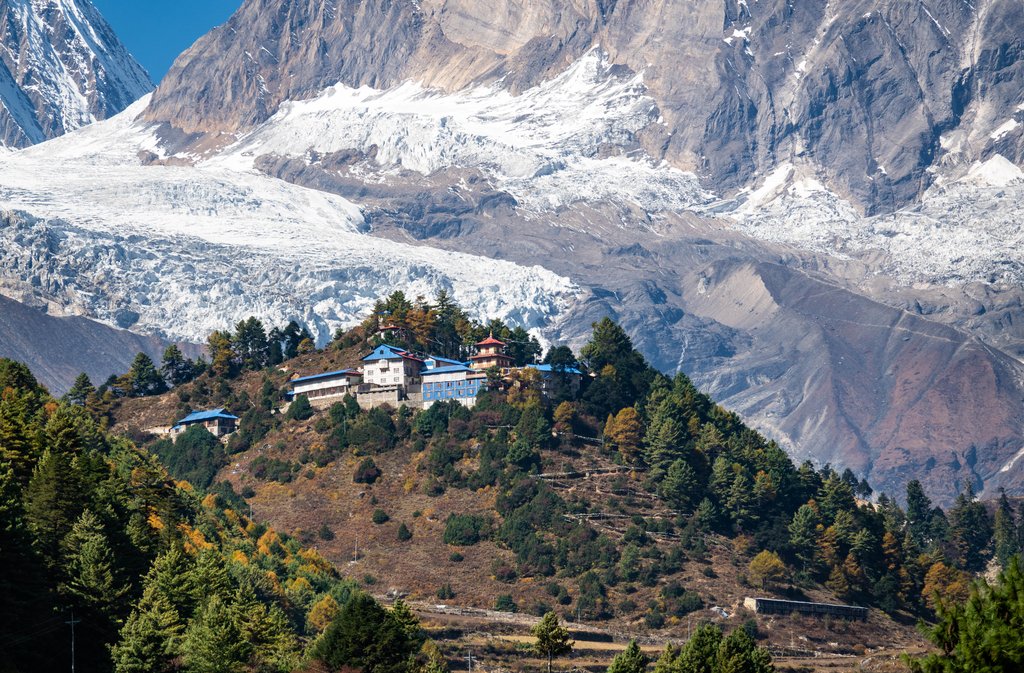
175,408 -> 239,425
291,369 -> 361,385
527,364 -> 583,375
421,365 -> 474,376
362,344 -> 410,362
426,355 -> 465,367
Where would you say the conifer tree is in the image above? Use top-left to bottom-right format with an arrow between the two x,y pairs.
788,504 -> 820,571
658,459 -> 699,512
311,592 -> 416,673
207,330 -> 237,378
64,373 -> 96,406
0,388 -> 35,478
748,550 -> 788,590
161,345 -> 196,387
182,595 -> 247,673
905,480 -> 933,548
675,623 -> 722,673
607,640 -> 648,673
531,611 -> 573,673
23,447 -> 82,567
604,407 -> 642,462
129,352 -> 168,397
111,585 -> 184,673
62,509 -> 127,611
993,488 -> 1019,569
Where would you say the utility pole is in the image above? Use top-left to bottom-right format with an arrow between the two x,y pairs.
66,612 -> 80,673
465,651 -> 474,673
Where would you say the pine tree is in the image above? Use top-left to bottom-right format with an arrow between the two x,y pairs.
788,504 -> 820,571
111,585 -> 184,673
0,388 -> 35,478
129,352 -> 168,397
716,628 -> 774,673
531,611 -> 573,673
993,488 -> 1019,569
390,598 -> 422,645
182,595 -> 247,673
607,640 -> 648,673
905,480 -> 933,548
947,481 -> 992,571
147,545 -> 198,617
64,373 -> 96,406
233,317 -> 271,372
675,623 -> 722,673
23,448 -> 82,567
62,509 -> 128,611
161,345 -> 195,387
311,592 -> 416,673
658,459 -> 699,512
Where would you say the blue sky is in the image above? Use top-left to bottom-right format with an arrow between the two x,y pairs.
92,0 -> 242,83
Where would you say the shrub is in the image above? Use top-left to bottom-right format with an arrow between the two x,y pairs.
449,552 -> 464,563
372,509 -> 390,525
250,456 -> 298,483
318,523 -> 335,541
443,514 -> 490,546
287,395 -> 314,421
494,594 -> 518,613
353,457 -> 381,484
397,523 -> 412,541
437,584 -> 456,600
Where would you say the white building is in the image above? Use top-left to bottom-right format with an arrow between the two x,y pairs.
361,344 -> 424,388
289,369 -> 363,407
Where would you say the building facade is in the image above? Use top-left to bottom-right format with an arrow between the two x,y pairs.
171,408 -> 239,438
468,335 -> 514,371
289,369 -> 363,408
421,365 -> 487,408
361,344 -> 424,388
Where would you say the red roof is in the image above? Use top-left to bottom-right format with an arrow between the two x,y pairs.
475,335 -> 506,347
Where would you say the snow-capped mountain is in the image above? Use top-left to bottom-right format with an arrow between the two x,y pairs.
2,0 -> 1024,504
0,0 -> 151,147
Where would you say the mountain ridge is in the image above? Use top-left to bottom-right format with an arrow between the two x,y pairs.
0,0 -> 151,147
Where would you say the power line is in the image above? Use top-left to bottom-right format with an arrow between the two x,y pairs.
66,612 -> 81,673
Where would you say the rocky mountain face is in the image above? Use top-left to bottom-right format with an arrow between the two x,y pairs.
0,0 -> 151,147
145,0 -> 1023,212
0,293 -> 197,395
1,0 -> 1023,504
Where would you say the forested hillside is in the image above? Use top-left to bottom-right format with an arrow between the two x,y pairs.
111,294 -> 1024,630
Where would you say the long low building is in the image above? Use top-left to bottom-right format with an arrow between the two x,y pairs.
743,597 -> 868,621
288,369 -> 363,407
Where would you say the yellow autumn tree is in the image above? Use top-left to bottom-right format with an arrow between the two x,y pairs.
306,594 -> 340,632
748,550 -> 788,590
604,407 -> 642,462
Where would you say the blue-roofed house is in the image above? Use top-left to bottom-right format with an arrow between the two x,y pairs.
526,363 -> 584,398
421,363 -> 487,409
423,355 -> 465,370
289,369 -> 363,408
362,344 -> 424,389
171,408 -> 239,438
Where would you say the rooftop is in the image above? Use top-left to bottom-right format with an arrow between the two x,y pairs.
475,335 -> 506,347
175,408 -> 239,425
527,364 -> 584,375
290,369 -> 362,385
421,365 -> 474,376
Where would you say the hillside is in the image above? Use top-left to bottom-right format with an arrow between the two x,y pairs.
111,309 -> 984,665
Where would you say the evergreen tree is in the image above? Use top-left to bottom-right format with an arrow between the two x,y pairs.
947,481 -> 992,571
112,585 -> 184,673
182,595 -> 247,673
0,388 -> 36,478
311,592 -> 416,673
64,373 -> 96,406
287,395 -> 314,421
993,488 -> 1019,569
604,407 -> 643,463
675,623 -> 722,673
910,557 -> 1024,672
161,345 -> 196,387
62,509 -> 128,612
23,448 -> 82,567
233,317 -> 271,372
607,640 -> 648,673
788,504 -> 820,571
658,459 -> 699,512
531,611 -> 573,673
129,352 -> 168,397
906,480 -> 933,548
716,628 -> 774,673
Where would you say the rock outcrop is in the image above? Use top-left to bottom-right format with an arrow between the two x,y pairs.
0,0 -> 151,147
145,0 -> 1024,212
